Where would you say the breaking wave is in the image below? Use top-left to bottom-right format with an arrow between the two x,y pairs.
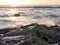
0,7 -> 60,28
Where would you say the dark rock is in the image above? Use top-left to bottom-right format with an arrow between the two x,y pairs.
20,40 -> 32,45
14,13 -> 20,17
58,43 -> 60,45
4,29 -> 29,36
0,27 -> 16,34
1,23 -> 60,45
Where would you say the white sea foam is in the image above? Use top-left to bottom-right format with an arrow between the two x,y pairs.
0,8 -> 60,29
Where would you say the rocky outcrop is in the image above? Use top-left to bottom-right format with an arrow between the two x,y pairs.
14,13 -> 20,17
0,27 -> 16,34
0,23 -> 60,45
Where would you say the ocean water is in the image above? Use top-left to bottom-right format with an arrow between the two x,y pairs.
0,7 -> 60,29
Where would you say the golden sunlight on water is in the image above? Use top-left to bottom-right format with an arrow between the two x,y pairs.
0,16 -> 57,29
10,17 -> 55,26
38,17 -> 55,26
0,24 -> 17,29
7,9 -> 19,15
0,7 -> 59,29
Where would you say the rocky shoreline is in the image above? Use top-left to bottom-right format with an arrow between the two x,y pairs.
0,23 -> 60,45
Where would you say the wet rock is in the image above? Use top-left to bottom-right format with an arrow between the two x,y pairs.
4,28 -> 29,36
20,40 -> 32,45
21,23 -> 60,44
15,40 -> 32,45
1,23 -> 60,45
14,13 -> 20,17
0,27 -> 16,34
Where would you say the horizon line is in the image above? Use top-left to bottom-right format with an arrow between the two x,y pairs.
0,5 -> 60,8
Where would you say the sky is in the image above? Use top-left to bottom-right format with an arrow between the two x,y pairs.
0,0 -> 60,6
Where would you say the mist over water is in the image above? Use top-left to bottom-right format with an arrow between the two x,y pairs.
0,7 -> 60,29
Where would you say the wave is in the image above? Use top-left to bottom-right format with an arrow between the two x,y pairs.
45,15 -> 60,18
0,7 -> 60,28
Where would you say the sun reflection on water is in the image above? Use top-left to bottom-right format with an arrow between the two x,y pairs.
7,9 -> 19,16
